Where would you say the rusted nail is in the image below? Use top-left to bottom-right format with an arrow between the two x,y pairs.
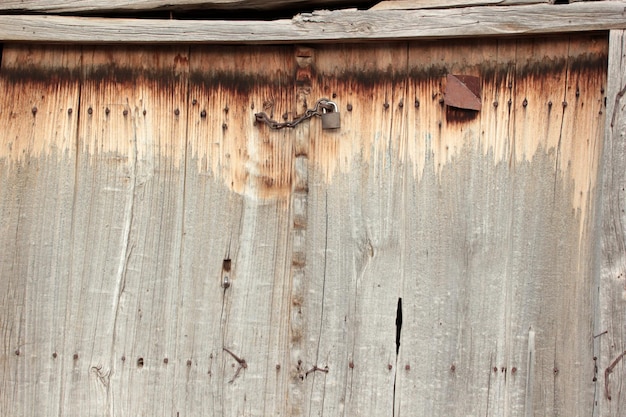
251,103 -> 255,110
332,92 -> 337,99
143,109 -> 146,116
121,356 -> 126,362
276,364 -> 281,370
73,353 -> 79,360
347,103 -> 353,112
52,352 -> 57,359
223,347 -> 247,368
123,109 -> 128,116
174,108 -> 180,116
282,112 -> 289,121
222,123 -> 228,130
548,101 -> 553,108
222,275 -> 230,289
601,87 -> 605,94
305,365 -> 329,376
553,367 -> 559,375
15,349 -> 20,356
224,347 -> 247,383
68,108 -> 73,115
224,106 -> 229,113
88,107 -> 93,115
383,102 -> 389,110
414,99 -> 420,108
450,364 -> 456,372
137,358 -> 144,367
405,364 -> 410,371
522,98 -> 528,107
349,361 -> 354,369
493,101 -> 498,108
438,97 -> 445,105
388,364 -> 393,370
398,100 -> 404,108
105,107 -> 110,115
594,330 -> 608,338
511,367 -> 517,374
186,359 -> 192,367
200,110 -> 207,118
507,99 -> 512,107
605,350 -> 626,400
493,367 -> 498,373
163,358 -> 168,364
31,106 -> 37,115
562,101 -> 567,108
575,88 -> 580,98
444,74 -> 481,111
192,99 -> 197,105
438,120 -> 442,128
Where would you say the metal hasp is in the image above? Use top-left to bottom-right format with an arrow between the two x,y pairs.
321,101 -> 340,129
444,74 -> 482,111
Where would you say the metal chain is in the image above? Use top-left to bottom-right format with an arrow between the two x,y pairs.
254,98 -> 334,130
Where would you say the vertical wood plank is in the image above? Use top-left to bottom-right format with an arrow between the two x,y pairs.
303,43 -> 409,417
181,45 -> 295,417
0,45 -> 81,417
65,46 -> 189,416
596,29 -> 626,417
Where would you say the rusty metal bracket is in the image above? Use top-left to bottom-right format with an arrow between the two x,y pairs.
444,74 -> 482,111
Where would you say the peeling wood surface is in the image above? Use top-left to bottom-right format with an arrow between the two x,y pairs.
595,29 -> 626,416
370,0 -> 548,11
0,2 -> 625,43
0,35 -> 609,416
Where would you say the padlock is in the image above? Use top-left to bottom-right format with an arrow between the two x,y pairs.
321,102 -> 340,129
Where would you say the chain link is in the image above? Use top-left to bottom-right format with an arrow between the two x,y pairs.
254,98 -> 334,130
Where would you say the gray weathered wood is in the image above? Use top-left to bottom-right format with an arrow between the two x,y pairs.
0,35 -> 611,416
595,29 -> 626,416
370,0 -> 549,11
0,0 -> 369,12
0,2 -> 624,43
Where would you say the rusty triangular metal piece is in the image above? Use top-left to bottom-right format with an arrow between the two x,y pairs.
444,74 -> 482,111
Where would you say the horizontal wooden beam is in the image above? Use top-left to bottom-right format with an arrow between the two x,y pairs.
370,0 -> 549,11
0,0 -> 370,13
0,2 -> 624,44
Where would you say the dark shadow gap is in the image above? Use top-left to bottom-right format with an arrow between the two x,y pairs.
395,297 -> 402,355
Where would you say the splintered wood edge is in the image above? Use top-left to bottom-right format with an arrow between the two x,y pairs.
0,2 -> 624,43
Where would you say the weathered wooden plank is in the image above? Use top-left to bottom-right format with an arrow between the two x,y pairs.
595,29 -> 626,416
0,2 -> 625,43
0,45 -> 82,417
0,35 -> 612,417
371,0 -> 548,11
0,0 -> 368,12
181,45 -> 296,416
297,34 -> 607,417
302,43 -> 409,417
66,46 -> 189,416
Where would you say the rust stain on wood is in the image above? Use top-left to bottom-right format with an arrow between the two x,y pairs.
0,37 -> 607,206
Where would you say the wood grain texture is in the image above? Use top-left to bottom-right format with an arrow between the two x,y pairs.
0,0 -> 369,12
301,34 -> 606,417
0,36 -> 610,416
0,2 -> 625,43
0,45 -> 81,417
595,29 -> 626,416
370,0 -> 548,11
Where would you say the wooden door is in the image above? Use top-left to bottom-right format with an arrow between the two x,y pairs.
0,34 -> 611,416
